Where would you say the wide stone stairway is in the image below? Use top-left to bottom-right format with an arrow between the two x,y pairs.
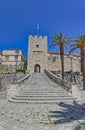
9,73 -> 75,104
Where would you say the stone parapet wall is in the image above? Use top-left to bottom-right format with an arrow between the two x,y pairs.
17,74 -> 30,87
7,74 -> 31,99
44,69 -> 72,93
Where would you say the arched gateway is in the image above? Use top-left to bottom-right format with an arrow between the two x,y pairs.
34,64 -> 41,73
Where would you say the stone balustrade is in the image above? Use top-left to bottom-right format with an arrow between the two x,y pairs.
7,74 -> 31,99
17,74 -> 30,88
44,69 -> 72,93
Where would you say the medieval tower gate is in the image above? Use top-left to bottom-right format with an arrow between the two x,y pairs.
27,35 -> 48,73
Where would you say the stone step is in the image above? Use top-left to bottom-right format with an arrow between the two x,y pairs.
17,94 -> 71,97
19,91 -> 68,93
18,93 -> 70,97
18,93 -> 69,96
8,98 -> 74,104
12,96 -> 74,100
15,94 -> 72,97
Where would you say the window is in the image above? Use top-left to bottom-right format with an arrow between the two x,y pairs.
5,56 -> 9,61
15,55 -> 18,61
53,57 -> 56,62
36,45 -> 39,48
21,58 -> 23,62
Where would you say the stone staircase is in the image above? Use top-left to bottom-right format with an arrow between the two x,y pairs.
9,73 -> 76,104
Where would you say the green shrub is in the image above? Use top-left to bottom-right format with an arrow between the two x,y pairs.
16,69 -> 26,74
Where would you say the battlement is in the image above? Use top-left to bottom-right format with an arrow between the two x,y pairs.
29,35 -> 47,39
28,35 -> 48,45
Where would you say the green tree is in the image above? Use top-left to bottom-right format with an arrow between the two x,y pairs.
70,35 -> 85,72
70,35 -> 85,90
50,32 -> 71,79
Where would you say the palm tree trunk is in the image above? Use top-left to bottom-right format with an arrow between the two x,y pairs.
83,72 -> 85,90
81,48 -> 84,73
61,54 -> 64,79
82,47 -> 85,90
60,45 -> 64,79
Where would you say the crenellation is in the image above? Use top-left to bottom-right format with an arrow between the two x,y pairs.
43,36 -> 47,39
29,35 -> 33,39
39,36 -> 42,38
34,35 -> 37,37
30,35 -> 47,39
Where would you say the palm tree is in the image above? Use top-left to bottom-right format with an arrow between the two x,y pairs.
50,32 -> 71,79
70,35 -> 85,73
70,35 -> 85,90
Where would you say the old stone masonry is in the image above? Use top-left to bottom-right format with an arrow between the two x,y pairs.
27,35 -> 80,73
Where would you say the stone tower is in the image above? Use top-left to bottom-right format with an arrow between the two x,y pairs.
27,35 -> 48,73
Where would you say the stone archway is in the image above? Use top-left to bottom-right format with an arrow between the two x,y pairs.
34,64 -> 41,73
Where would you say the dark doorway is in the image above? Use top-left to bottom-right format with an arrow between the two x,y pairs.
34,64 -> 41,73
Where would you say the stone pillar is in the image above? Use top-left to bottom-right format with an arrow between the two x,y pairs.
7,83 -> 19,99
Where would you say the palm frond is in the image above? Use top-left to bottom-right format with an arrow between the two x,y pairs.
50,43 -> 59,48
69,46 -> 78,53
63,34 -> 68,39
70,43 -> 78,47
51,32 -> 72,50
65,45 -> 68,50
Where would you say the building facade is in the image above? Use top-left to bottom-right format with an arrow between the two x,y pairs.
1,49 -> 27,70
27,35 -> 80,73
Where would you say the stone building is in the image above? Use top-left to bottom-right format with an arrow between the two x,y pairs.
1,49 -> 27,70
0,52 -> 2,65
47,52 -> 80,72
27,35 -> 80,73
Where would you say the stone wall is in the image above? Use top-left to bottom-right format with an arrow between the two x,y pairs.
7,74 -> 31,99
47,52 -> 80,72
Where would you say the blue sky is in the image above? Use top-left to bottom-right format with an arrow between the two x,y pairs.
0,0 -> 85,57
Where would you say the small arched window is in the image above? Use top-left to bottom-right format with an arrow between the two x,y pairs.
36,45 -> 39,48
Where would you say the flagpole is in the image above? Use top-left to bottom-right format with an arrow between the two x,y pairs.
37,24 -> 39,36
